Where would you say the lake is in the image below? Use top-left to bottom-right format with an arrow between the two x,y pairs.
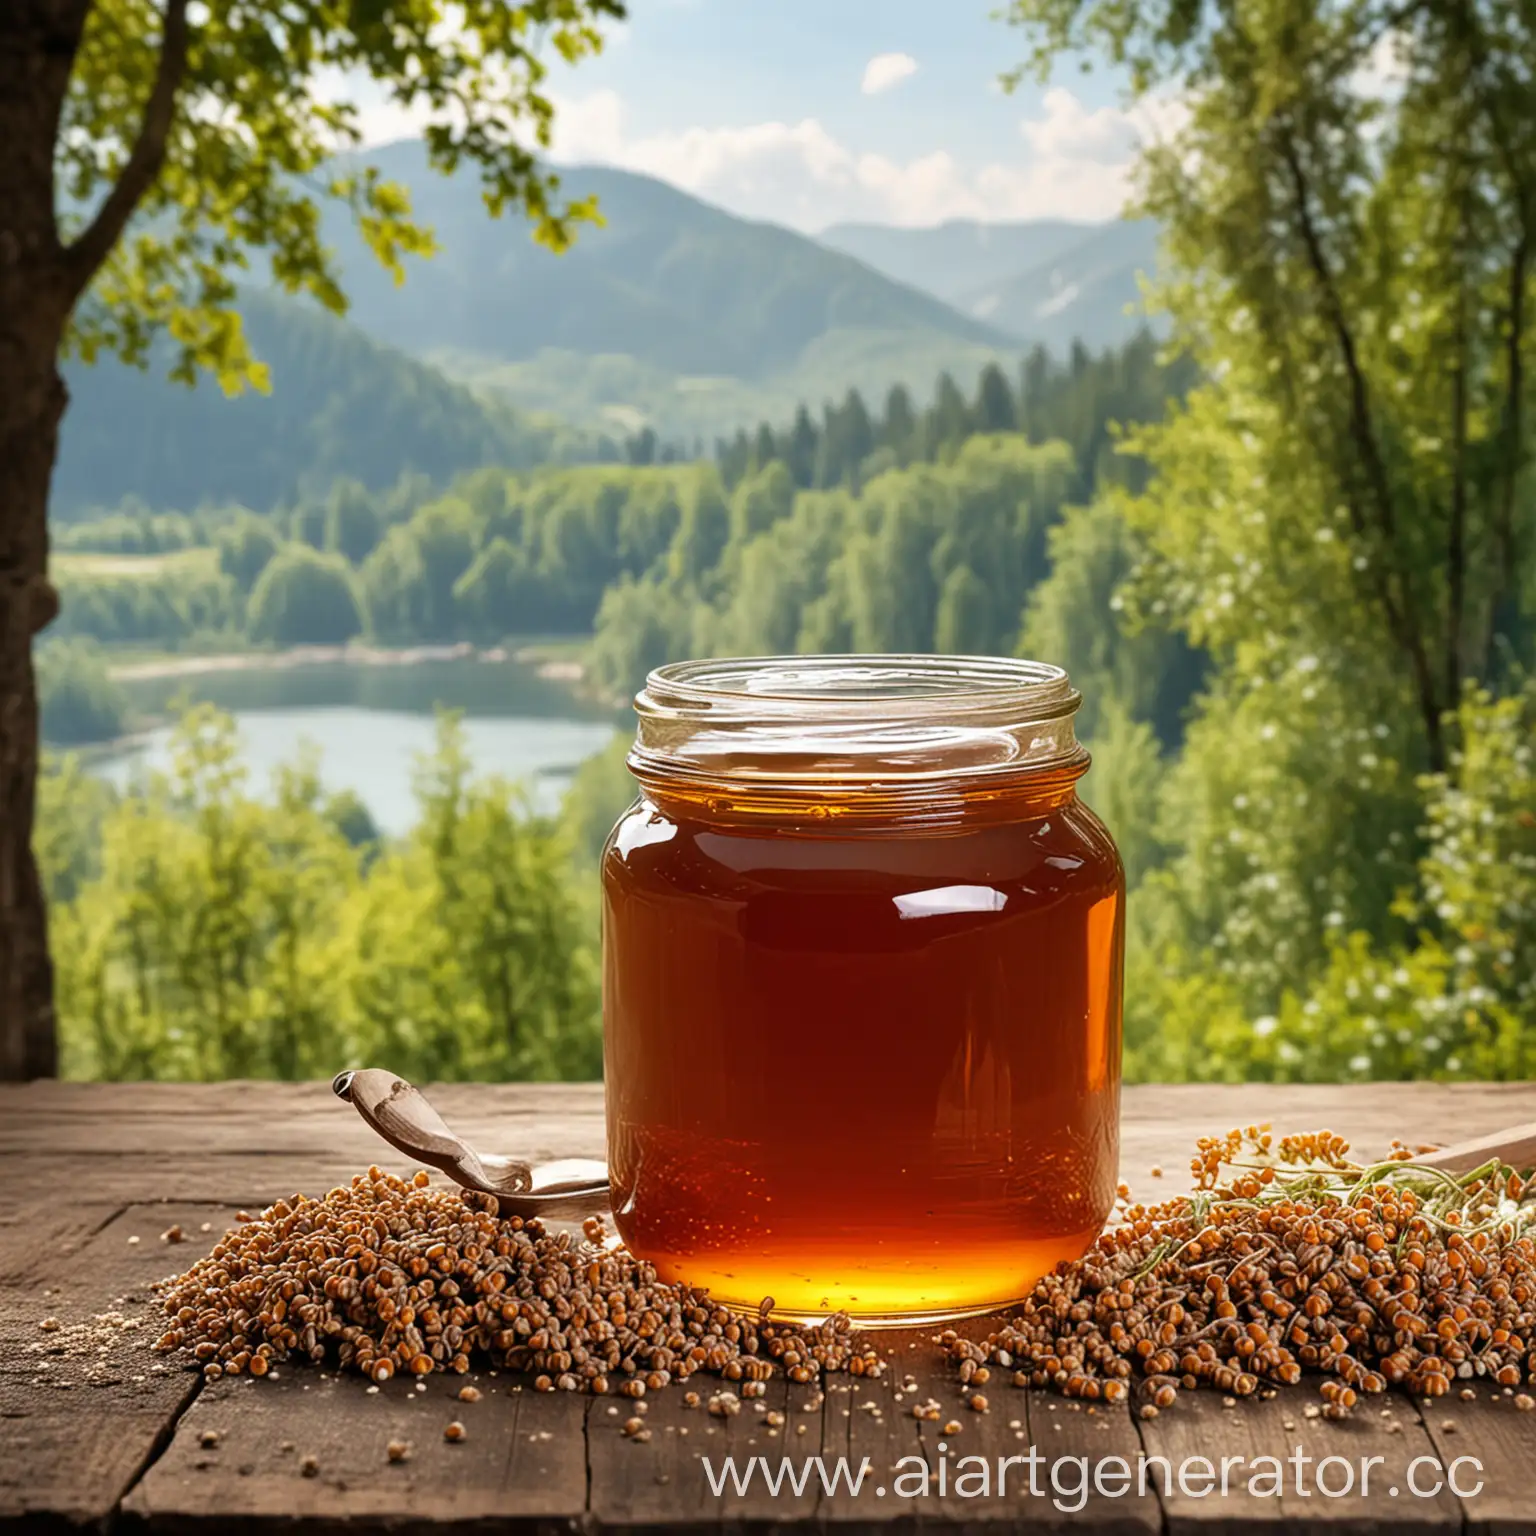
94,657 -> 624,837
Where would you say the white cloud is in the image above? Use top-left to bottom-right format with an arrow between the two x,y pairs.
860,52 -> 919,96
333,73 -> 1186,233
545,85 -> 1178,230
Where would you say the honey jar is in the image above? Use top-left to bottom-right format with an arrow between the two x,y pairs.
601,655 -> 1123,1322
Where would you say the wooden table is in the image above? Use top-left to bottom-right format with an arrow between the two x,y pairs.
2,1081 -> 1534,1533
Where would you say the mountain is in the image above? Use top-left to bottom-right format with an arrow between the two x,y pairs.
53,290 -> 590,517
957,221 -> 1163,352
816,219 -> 1099,307
818,217 -> 1163,354
325,143 -> 1015,383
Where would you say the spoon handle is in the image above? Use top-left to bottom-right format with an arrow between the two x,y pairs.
333,1069 -> 534,1194
1408,1120 -> 1536,1174
332,1068 -> 610,1219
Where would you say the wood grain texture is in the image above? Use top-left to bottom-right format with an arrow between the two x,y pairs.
1134,1389 -> 1462,1536
0,1203 -> 218,1534
122,1369 -> 590,1534
1,1081 -> 1534,1532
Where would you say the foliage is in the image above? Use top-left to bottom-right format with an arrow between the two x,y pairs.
589,434 -> 1087,700
218,514 -> 281,593
36,640 -> 132,746
1018,498 -> 1203,745
53,555 -> 241,648
54,503 -> 208,553
55,292 -> 595,518
1008,0 -> 1535,769
62,1 -> 626,399
1002,0 -> 1536,1082
1076,701 -> 1169,888
46,707 -> 599,1082
247,545 -> 365,645
1128,680 -> 1536,1082
560,733 -> 637,866
717,330 -> 1189,501
35,755 -> 117,906
325,480 -> 383,567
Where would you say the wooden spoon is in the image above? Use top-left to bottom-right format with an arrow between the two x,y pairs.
332,1069 -> 610,1220
1406,1120 -> 1536,1175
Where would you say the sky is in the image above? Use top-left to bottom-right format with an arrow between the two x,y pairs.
343,0 -> 1170,233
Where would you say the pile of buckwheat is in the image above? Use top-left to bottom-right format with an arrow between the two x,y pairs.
152,1166 -> 881,1392
948,1126 -> 1536,1419
152,1130 -> 1536,1423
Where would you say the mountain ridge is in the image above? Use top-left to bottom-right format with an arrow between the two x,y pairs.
323,144 -> 1018,380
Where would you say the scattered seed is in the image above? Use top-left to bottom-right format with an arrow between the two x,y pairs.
444,1421 -> 466,1443
162,1225 -> 185,1244
387,1440 -> 411,1463
458,1386 -> 482,1403
198,1429 -> 221,1449
300,1455 -> 319,1477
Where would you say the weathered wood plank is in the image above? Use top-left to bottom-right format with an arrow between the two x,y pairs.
0,1081 -> 606,1210
587,1370 -> 819,1531
5,1082 -> 1536,1531
1133,1390 -> 1461,1536
3,1080 -> 1531,1213
122,1369 -> 589,1534
0,1203 -> 226,1535
1420,1393 -> 1536,1536
817,1351 -> 925,1528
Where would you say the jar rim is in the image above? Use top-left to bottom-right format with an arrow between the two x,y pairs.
639,653 -> 1077,716
630,653 -> 1085,793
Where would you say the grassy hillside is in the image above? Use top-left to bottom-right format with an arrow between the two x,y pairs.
54,290 -> 593,518
448,326 -> 1015,441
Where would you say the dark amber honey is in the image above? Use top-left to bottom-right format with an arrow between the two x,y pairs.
602,657 -> 1124,1323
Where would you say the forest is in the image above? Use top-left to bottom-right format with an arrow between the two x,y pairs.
32,0 -> 1536,1091
37,314 -> 1536,1089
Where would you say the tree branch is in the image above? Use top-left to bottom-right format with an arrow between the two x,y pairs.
1454,0 -> 1532,671
1276,129 -> 1446,767
1446,182 -> 1471,707
1496,232 -> 1529,599
61,0 -> 190,303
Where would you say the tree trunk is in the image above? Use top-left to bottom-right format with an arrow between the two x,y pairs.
0,3 -> 77,1080
0,338 -> 64,1081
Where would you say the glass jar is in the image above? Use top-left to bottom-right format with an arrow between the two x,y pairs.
601,655 -> 1123,1324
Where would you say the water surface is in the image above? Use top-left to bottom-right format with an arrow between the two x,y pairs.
95,658 -> 621,837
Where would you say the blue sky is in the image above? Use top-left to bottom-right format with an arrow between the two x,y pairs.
348,0 -> 1166,231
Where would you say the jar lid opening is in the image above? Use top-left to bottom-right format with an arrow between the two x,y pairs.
630,654 -> 1084,792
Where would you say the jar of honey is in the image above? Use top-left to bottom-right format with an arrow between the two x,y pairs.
601,655 -> 1123,1324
